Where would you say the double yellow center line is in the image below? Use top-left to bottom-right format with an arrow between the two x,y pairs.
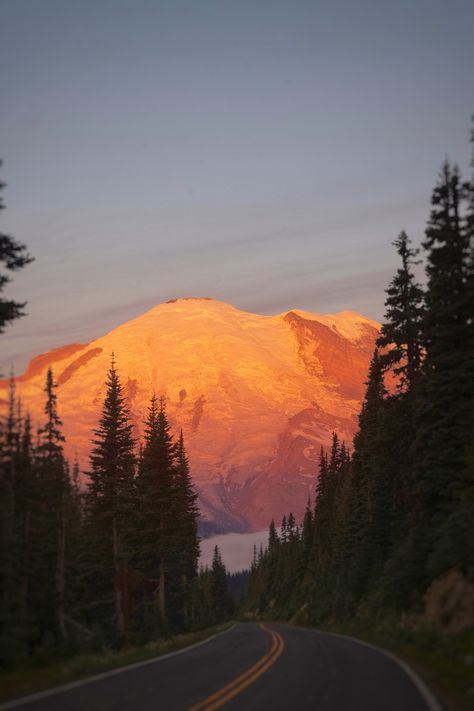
188,624 -> 284,711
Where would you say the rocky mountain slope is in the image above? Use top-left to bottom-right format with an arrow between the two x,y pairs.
1,298 -> 379,533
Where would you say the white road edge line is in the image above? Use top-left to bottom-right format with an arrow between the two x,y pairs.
0,623 -> 238,710
283,623 -> 443,711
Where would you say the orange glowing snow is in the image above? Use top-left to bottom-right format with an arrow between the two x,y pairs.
0,298 -> 379,532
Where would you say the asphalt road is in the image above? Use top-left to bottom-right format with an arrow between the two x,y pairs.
1,623 -> 441,711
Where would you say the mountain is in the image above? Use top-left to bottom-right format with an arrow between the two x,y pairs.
0,298 -> 379,534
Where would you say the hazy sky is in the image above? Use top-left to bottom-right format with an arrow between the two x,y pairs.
1,0 -> 473,372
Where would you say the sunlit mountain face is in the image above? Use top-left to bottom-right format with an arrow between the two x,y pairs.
1,298 -> 379,535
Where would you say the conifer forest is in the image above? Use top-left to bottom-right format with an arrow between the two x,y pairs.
0,355 -> 235,662
2,124 -> 473,668
246,130 -> 474,648
0,99 -> 473,711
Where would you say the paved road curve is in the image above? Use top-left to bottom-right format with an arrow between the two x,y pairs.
0,623 -> 441,711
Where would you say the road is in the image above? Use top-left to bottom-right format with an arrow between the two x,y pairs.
0,623 -> 441,711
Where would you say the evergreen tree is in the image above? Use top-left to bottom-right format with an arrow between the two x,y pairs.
251,544 -> 258,573
415,161 -> 473,575
377,231 -> 424,390
64,455 -> 84,636
311,437 -> 339,574
265,518 -> 280,599
314,447 -> 328,518
268,519 -> 279,549
0,378 -> 22,661
172,429 -> 200,624
85,356 -> 136,639
340,353 -> 387,607
210,546 -> 232,621
38,369 -> 65,458
301,500 -> 313,565
135,395 -> 176,625
36,368 -> 71,640
0,162 -> 33,332
17,413 -> 34,633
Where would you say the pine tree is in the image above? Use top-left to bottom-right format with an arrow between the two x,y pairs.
287,512 -> 296,540
311,437 -> 339,573
467,119 -> 474,342
173,429 -> 200,624
268,519 -> 279,549
251,544 -> 258,573
17,413 -> 33,632
301,500 -> 313,565
135,395 -> 176,625
314,447 -> 328,517
64,455 -> 84,634
305,447 -> 327,582
85,356 -> 136,639
348,352 -> 387,603
37,368 -> 70,640
0,377 -> 22,661
377,231 -> 424,390
414,161 -> 473,575
264,518 -> 279,599
0,161 -> 33,333
210,546 -> 232,621
38,369 -> 65,458
460,120 -> 474,571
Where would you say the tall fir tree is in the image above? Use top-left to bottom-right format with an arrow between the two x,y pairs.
17,412 -> 33,632
414,160 -> 473,576
210,546 -> 232,621
0,161 -> 33,333
268,518 -> 279,549
37,368 -> 70,640
345,352 -> 387,604
135,395 -> 176,624
301,501 -> 313,566
173,430 -> 200,623
377,231 -> 425,390
85,356 -> 136,639
0,377 -> 21,661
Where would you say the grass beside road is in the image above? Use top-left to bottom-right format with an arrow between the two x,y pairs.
0,623 -> 233,705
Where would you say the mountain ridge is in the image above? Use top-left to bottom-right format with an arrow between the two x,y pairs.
1,298 -> 379,533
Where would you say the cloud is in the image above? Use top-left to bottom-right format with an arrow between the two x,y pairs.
200,531 -> 269,573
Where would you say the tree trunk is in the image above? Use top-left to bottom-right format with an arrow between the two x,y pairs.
55,493 -> 67,640
0,477 -> 15,630
112,518 -> 126,638
19,504 -> 31,627
122,560 -> 129,634
158,518 -> 166,619
158,557 -> 166,619
182,572 -> 187,623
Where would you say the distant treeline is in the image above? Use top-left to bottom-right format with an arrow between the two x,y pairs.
0,359 -> 232,668
246,127 -> 474,627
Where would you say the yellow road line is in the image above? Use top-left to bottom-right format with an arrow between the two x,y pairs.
187,625 -> 279,711
202,629 -> 284,711
188,624 -> 284,711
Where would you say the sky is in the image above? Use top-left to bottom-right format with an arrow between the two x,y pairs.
1,0 -> 473,373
